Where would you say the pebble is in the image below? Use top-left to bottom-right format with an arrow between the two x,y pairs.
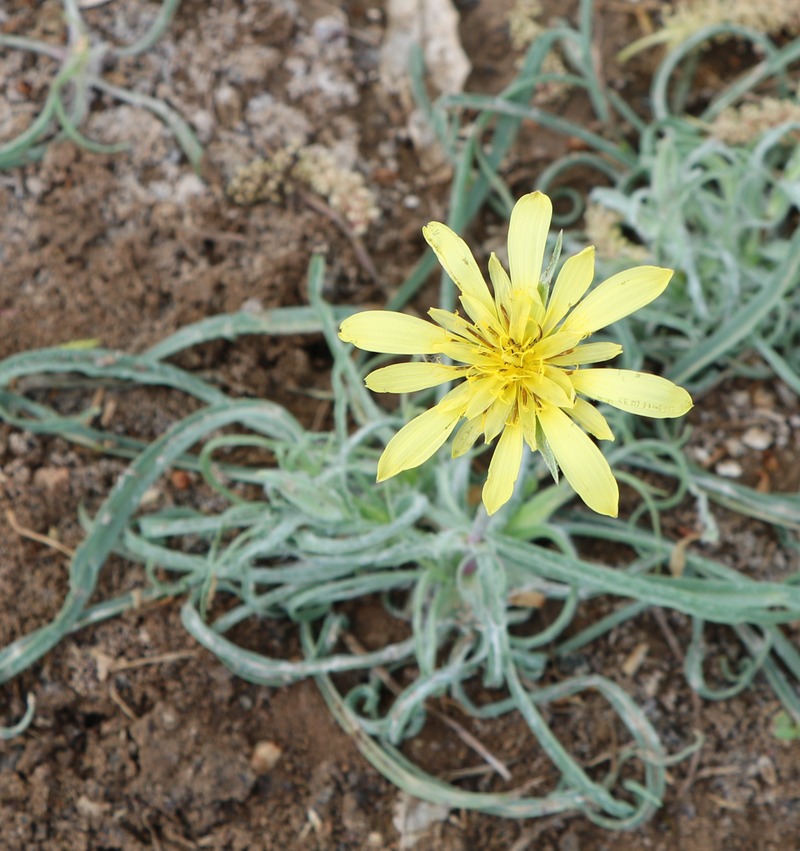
724,436 -> 744,458
250,741 -> 283,774
25,175 -> 44,197
741,426 -> 773,450
174,173 -> 206,203
715,459 -> 743,478
756,754 -> 777,786
752,387 -> 775,408
214,84 -> 242,127
32,466 -> 70,496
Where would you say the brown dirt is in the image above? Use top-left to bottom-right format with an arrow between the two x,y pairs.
1,1 -> 799,849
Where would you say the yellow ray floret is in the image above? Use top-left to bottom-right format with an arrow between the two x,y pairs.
338,191 -> 693,517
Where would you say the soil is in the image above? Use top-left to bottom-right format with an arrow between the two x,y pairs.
1,1 -> 799,849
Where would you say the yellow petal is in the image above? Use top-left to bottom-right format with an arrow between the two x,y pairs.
521,410 -> 538,450
509,287 -> 536,343
543,246 -> 595,334
537,403 -> 619,517
377,403 -> 461,481
529,329 -> 583,361
571,369 -> 693,418
428,307 -> 482,344
437,379 -> 477,412
482,421 -> 524,515
365,362 -> 468,393
547,341 -> 623,366
508,191 -> 552,290
483,397 -> 514,443
339,310 -> 450,354
528,372 -> 573,408
439,340 -> 493,366
488,253 -> 513,326
460,293 -> 501,333
568,397 -> 615,441
452,416 -> 483,457
422,222 -> 497,317
560,266 -> 673,337
465,374 -> 503,419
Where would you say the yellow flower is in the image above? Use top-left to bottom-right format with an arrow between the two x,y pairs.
339,191 -> 693,517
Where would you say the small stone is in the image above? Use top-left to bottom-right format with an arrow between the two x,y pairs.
757,754 -> 777,786
724,437 -> 744,458
741,426 -> 773,451
174,174 -> 206,204
147,180 -> 172,200
139,486 -> 162,509
169,469 -> 193,490
250,741 -> 283,774
752,387 -> 775,408
224,45 -> 281,84
214,84 -> 243,128
690,445 -> 711,464
32,466 -> 70,496
8,431 -> 34,456
76,795 -> 112,820
715,459 -> 743,478
25,175 -> 45,197
190,109 -> 215,143
160,707 -> 179,731
392,793 -> 450,842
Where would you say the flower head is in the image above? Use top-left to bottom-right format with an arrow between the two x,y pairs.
339,192 -> 692,517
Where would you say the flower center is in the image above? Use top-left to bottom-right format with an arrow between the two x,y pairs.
495,336 -> 543,381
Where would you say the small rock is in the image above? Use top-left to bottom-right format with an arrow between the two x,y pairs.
756,754 -> 777,786
190,109 -> 215,143
393,793 -> 450,849
160,707 -> 180,732
715,459 -> 743,478
752,387 -> 775,408
139,486 -> 162,509
175,173 -> 206,204
223,44 -> 281,84
32,466 -> 70,496
76,795 -> 112,821
8,431 -> 35,456
724,436 -> 744,458
741,426 -> 773,451
250,740 -> 282,774
690,445 -> 712,464
214,84 -> 243,127
25,175 -> 45,197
